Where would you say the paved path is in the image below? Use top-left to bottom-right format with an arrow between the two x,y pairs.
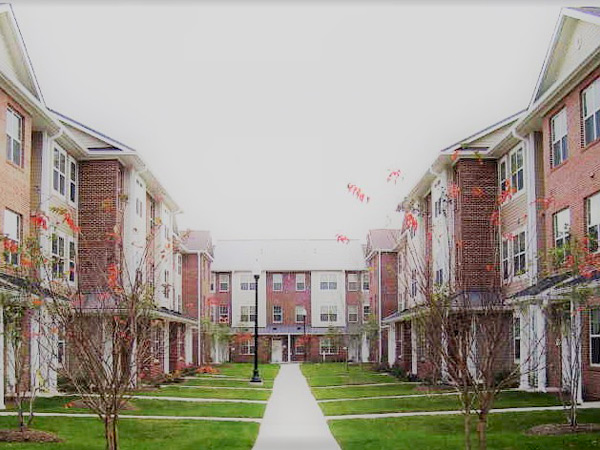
325,401 -> 600,421
253,364 -> 340,450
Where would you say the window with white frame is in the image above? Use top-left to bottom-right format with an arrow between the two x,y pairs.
163,270 -> 170,298
320,305 -> 337,322
3,209 -> 21,265
320,337 -> 337,355
210,304 -> 218,322
210,273 -> 216,292
241,339 -> 255,355
502,239 -> 510,281
499,159 -> 508,193
434,268 -> 443,286
68,239 -> 76,283
294,338 -> 305,355
583,78 -> 600,146
51,231 -> 66,279
347,273 -> 359,291
177,254 -> 182,275
554,208 -> 571,250
295,273 -> 305,291
320,274 -> 337,290
241,305 -> 256,323
513,231 -> 526,276
218,274 -> 229,292
218,305 -> 228,323
6,107 -> 22,166
434,197 -> 442,218
272,273 -> 283,292
551,108 -> 568,167
348,305 -> 358,323
514,316 -> 521,362
363,304 -> 370,321
362,273 -> 370,291
295,306 -> 306,323
273,305 -> 283,323
53,148 -> 66,196
69,160 -> 77,204
411,270 -> 417,297
510,148 -> 524,193
587,192 -> 600,253
240,275 -> 256,291
591,309 -> 600,365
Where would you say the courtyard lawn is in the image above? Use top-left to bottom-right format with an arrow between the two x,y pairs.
301,363 -> 399,387
313,383 -> 420,400
201,363 -> 281,381
13,396 -> 265,418
329,409 -> 600,450
0,416 -> 258,449
321,391 -> 562,416
182,378 -> 275,389
139,385 -> 272,401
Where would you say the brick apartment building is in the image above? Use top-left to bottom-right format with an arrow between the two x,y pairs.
207,239 -> 371,364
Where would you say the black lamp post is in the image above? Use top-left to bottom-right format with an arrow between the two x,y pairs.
302,307 -> 307,362
250,271 -> 262,383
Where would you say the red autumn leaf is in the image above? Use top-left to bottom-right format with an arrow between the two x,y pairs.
471,187 -> 484,198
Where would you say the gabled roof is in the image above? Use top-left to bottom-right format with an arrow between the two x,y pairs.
211,239 -> 366,272
365,229 -> 401,253
529,7 -> 600,106
0,4 -> 43,102
181,230 -> 213,257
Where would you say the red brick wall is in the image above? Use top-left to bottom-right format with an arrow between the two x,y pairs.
454,159 -> 499,291
542,67 -> 600,257
78,160 -> 122,293
380,253 -> 398,319
182,253 -> 198,320
266,272 -> 311,326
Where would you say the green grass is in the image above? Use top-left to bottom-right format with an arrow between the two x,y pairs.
329,409 -> 600,449
313,383 -> 420,400
14,396 -> 265,418
183,378 -> 274,389
206,363 -> 280,381
301,363 -> 399,387
321,391 -> 562,416
137,386 -> 271,401
0,416 -> 258,449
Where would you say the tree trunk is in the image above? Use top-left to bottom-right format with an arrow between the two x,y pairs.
464,412 -> 471,450
477,414 -> 487,450
104,415 -> 119,450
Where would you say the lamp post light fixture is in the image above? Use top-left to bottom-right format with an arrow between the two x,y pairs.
250,263 -> 262,384
300,306 -> 307,362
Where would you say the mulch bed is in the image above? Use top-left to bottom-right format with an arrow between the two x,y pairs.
0,428 -> 62,443
526,423 -> 600,436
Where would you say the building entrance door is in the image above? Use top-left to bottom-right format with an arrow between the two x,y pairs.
271,339 -> 283,363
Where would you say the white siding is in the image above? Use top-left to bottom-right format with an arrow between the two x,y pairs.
310,271 -> 345,328
231,271 -> 266,328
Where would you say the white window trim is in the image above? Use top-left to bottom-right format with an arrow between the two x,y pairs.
240,305 -> 256,323
582,78 -> 600,147
348,305 -> 358,323
272,273 -> 283,292
501,238 -> 511,283
295,306 -> 306,323
6,107 -> 22,167
295,273 -> 306,292
210,273 -> 216,293
218,274 -> 230,292
51,229 -> 67,280
512,228 -> 527,280
320,305 -> 337,322
272,305 -> 283,323
362,273 -> 370,291
240,339 -> 255,355
587,192 -> 600,254
550,108 -> 568,167
590,308 -> 600,367
513,316 -> 521,363
319,273 -> 337,291
347,273 -> 359,291
320,337 -> 337,355
554,208 -> 571,249
498,146 -> 525,206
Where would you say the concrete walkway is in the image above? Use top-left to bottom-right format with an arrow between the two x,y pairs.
325,401 -> 600,421
253,364 -> 341,450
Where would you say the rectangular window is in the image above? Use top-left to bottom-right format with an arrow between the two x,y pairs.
52,148 -> 67,196
513,231 -> 526,275
587,192 -> 600,253
295,273 -> 306,291
502,239 -> 510,281
551,108 -> 568,167
163,270 -> 170,298
68,239 -> 76,283
240,275 -> 256,291
514,316 -> 521,362
210,304 -> 218,323
218,305 -> 229,324
363,304 -> 370,321
69,160 -> 77,204
362,273 -> 370,291
583,78 -> 600,146
510,148 -> 524,193
347,273 -> 359,291
219,274 -> 230,292
210,273 -> 216,292
6,108 -> 22,166
319,337 -> 337,355
411,270 -> 417,297
273,305 -> 283,323
241,339 -> 255,355
177,254 -> 182,275
434,268 -> 443,286
295,306 -> 306,323
320,305 -> 337,322
3,209 -> 21,265
554,208 -> 571,250
272,273 -> 283,292
294,338 -> 305,355
499,160 -> 508,192
348,305 -> 358,323
320,274 -> 337,290
51,232 -> 66,279
591,309 -> 600,365
241,305 -> 256,323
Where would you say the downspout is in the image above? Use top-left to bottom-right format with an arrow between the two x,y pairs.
378,250 -> 382,363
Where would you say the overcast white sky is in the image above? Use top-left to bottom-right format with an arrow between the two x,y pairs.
8,1 -> 597,241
